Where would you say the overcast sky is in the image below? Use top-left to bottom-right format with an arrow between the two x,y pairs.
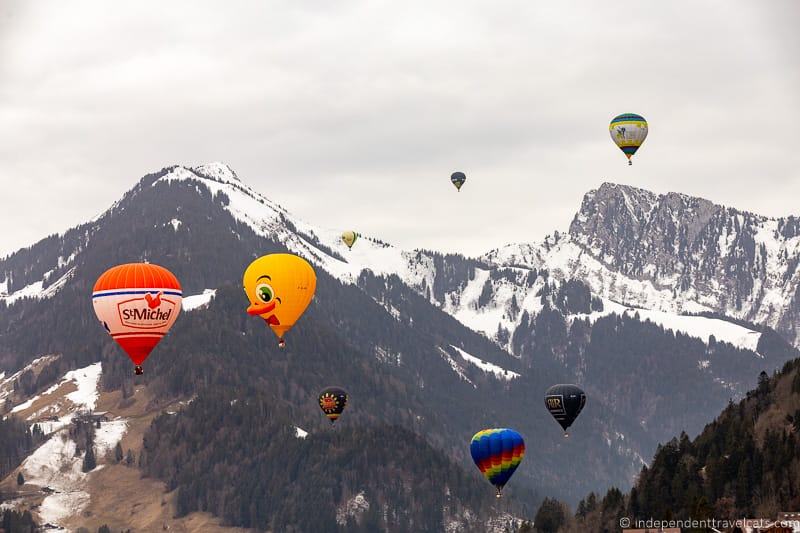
1,1 -> 798,257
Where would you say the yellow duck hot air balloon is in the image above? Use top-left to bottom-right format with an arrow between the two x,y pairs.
243,253 -> 317,348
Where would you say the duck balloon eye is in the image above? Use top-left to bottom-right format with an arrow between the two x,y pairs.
256,283 -> 274,303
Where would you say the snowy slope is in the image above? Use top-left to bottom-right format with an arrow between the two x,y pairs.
155,163 -> 435,290
7,362 -> 129,530
569,298 -> 762,352
0,267 -> 76,305
449,345 -> 519,380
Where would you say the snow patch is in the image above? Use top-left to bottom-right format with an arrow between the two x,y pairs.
15,362 -> 127,529
449,346 -> 519,380
569,298 -> 761,351
0,267 -> 75,305
182,289 -> 217,311
437,348 -> 475,387
294,426 -> 308,439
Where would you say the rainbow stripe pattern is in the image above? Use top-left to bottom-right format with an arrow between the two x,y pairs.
470,428 -> 525,492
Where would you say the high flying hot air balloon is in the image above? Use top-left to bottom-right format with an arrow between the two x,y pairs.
243,253 -> 317,348
610,113 -> 648,165
318,387 -> 348,424
544,384 -> 586,437
341,231 -> 358,250
470,428 -> 525,497
92,263 -> 182,375
450,171 -> 466,192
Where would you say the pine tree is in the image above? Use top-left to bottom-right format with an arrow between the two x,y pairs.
16,471 -> 24,486
125,449 -> 135,466
534,498 -> 566,533
83,445 -> 97,472
114,442 -> 124,463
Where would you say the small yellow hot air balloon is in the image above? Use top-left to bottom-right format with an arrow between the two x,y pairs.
243,253 -> 317,348
341,231 -> 358,250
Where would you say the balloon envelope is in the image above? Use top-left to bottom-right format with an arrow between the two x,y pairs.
470,428 -> 525,494
318,387 -> 348,424
544,384 -> 586,433
450,171 -> 466,191
92,263 -> 182,372
341,231 -> 358,250
609,113 -> 648,164
243,253 -> 317,344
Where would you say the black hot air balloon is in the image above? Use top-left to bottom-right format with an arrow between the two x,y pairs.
318,387 -> 348,424
544,384 -> 586,437
450,171 -> 466,192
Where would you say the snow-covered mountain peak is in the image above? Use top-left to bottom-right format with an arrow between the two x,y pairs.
192,161 -> 239,183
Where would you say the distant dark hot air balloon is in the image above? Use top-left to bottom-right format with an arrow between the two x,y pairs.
450,171 -> 466,192
544,384 -> 586,437
318,387 -> 348,424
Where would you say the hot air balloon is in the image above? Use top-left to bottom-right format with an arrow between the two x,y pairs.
609,113 -> 648,165
318,387 -> 348,424
243,253 -> 317,348
450,171 -> 466,192
92,263 -> 182,375
544,384 -> 586,437
341,231 -> 358,250
470,428 -> 525,497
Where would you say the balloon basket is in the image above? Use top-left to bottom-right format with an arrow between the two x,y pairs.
134,365 -> 143,375
278,339 -> 286,349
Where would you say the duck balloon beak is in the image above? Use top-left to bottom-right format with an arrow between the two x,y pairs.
247,301 -> 277,316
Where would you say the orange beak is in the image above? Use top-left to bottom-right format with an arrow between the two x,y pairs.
247,301 -> 277,316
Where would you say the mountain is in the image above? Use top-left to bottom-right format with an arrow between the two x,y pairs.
484,182 -> 800,348
1,164 -> 799,530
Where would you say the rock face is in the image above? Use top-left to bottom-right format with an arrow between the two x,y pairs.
566,182 -> 800,344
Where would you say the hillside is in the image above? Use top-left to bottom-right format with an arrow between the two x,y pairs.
557,357 -> 800,532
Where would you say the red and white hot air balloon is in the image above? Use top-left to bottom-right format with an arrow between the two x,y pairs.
92,263 -> 182,375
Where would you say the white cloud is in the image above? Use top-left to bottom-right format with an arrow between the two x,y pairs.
0,0 -> 798,256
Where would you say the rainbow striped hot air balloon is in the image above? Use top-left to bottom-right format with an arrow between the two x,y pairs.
92,263 -> 182,375
609,113 -> 648,165
470,428 -> 525,497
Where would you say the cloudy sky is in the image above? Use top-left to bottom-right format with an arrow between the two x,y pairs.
1,1 -> 798,257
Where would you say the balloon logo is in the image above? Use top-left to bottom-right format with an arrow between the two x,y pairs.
544,384 -> 587,437
610,113 -> 648,165
92,263 -> 182,375
243,253 -> 317,348
450,171 -> 466,192
470,428 -> 525,497
341,231 -> 359,250
318,387 -> 348,424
